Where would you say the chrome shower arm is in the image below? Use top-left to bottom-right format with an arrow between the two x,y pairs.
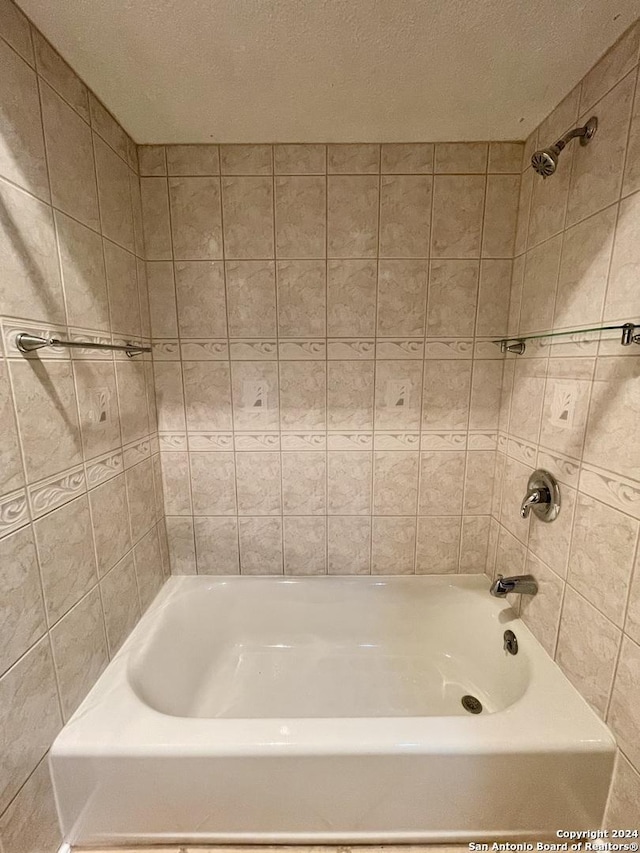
553,122 -> 595,152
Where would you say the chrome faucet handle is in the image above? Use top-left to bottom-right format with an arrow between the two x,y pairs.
520,469 -> 560,523
520,487 -> 547,518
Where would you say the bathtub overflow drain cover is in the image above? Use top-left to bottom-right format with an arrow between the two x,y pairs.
461,695 -> 483,714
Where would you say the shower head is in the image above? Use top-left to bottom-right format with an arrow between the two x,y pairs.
531,116 -> 598,178
531,147 -> 560,178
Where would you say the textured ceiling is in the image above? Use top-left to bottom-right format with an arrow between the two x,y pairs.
16,0 -> 640,143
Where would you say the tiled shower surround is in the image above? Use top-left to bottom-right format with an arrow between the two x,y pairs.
0,0 -> 639,846
143,141 -> 520,576
0,1 -> 166,849
492,21 -> 640,822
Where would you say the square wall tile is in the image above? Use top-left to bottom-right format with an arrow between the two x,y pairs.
190,451 -> 236,515
194,517 -> 239,574
416,516 -> 461,573
274,144 -> 326,175
328,144 -> 379,173
0,38 -> 48,200
222,176 -> 274,258
238,516 -> 283,574
419,451 -> 465,515
277,259 -> 326,336
372,516 -> 416,574
175,260 -> 227,338
381,143 -> 434,174
567,73 -> 635,227
327,361 -> 374,430
556,586 -> 621,717
431,175 -> 485,258
327,260 -> 377,336
568,493 -> 638,626
328,516 -> 371,574
275,176 -> 325,258
169,176 -> 223,259
427,260 -> 478,336
50,588 -> 108,720
0,526 -> 46,676
281,451 -> 326,515
167,144 -> 219,176
235,451 -> 282,516
327,175 -> 379,257
94,136 -> 134,251
607,636 -> 640,770
284,516 -> 327,575
10,361 -> 82,482
328,451 -> 372,515
379,175 -> 432,257
40,82 -> 98,229
279,361 -> 326,430
225,260 -> 276,337
373,451 -> 419,515
422,360 -> 471,430
0,638 -> 61,812
377,260 -> 428,336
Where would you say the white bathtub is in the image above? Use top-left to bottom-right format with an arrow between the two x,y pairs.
50,575 -> 615,846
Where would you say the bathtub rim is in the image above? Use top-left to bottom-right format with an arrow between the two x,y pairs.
50,573 -> 616,759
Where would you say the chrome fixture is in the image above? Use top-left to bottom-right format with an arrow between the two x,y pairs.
503,630 -> 518,655
520,469 -> 560,522
499,340 -> 526,354
490,574 -> 538,598
621,322 -> 640,346
16,333 -> 151,358
494,321 -> 640,356
531,116 -> 597,178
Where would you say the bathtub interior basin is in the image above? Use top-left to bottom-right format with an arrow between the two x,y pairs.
50,574 -> 616,847
128,577 -> 529,718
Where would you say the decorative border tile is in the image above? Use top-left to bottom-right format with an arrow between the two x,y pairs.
424,338 -> 473,359
123,438 -> 151,469
327,339 -> 375,360
188,432 -> 234,450
158,432 -> 188,451
229,340 -> 277,360
420,431 -> 467,450
67,329 -> 114,360
281,432 -> 326,450
506,437 -> 537,465
473,339 -> 504,359
328,431 -> 373,450
2,320 -> 69,360
152,340 -> 180,360
468,431 -> 498,450
579,462 -> 640,520
234,432 -> 281,450
0,488 -> 29,538
28,465 -> 86,518
376,339 -> 424,359
180,340 -> 228,360
112,336 -> 151,361
85,450 -> 124,488
374,431 -> 420,450
536,447 -> 581,487
278,339 -> 326,360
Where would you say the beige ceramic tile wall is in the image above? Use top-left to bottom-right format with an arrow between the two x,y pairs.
492,21 -> 640,825
0,1 -> 169,849
143,140 -> 521,577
